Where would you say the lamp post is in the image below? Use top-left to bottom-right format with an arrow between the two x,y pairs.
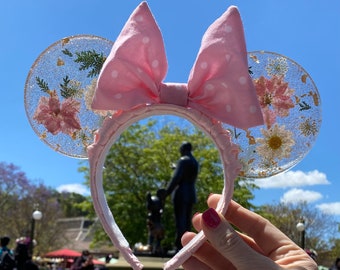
30,208 -> 42,256
296,219 -> 305,250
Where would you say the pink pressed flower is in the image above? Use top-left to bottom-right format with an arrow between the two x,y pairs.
261,107 -> 277,128
33,90 -> 81,136
255,75 -> 294,127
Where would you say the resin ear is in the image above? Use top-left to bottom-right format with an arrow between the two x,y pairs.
229,51 -> 321,179
25,35 -> 114,158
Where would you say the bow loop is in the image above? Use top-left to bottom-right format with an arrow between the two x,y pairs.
187,6 -> 263,129
92,1 -> 167,110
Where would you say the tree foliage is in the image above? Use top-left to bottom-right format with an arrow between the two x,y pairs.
56,191 -> 89,217
79,116 -> 258,249
0,162 -> 89,254
259,201 -> 340,266
0,162 -> 65,252
328,238 -> 340,266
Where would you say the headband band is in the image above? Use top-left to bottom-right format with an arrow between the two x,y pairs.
88,103 -> 241,269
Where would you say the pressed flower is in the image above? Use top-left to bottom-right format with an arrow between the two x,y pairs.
67,80 -> 84,99
299,118 -> 318,136
255,75 -> 295,127
265,57 -> 288,77
256,124 -> 295,161
85,79 -> 115,117
261,107 -> 277,128
33,90 -> 81,136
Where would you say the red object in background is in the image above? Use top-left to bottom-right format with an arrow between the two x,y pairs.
44,249 -> 81,258
44,249 -> 105,265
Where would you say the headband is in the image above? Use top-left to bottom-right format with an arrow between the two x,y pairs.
24,2 -> 321,270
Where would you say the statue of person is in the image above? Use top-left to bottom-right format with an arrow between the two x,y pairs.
146,189 -> 166,255
165,142 -> 199,251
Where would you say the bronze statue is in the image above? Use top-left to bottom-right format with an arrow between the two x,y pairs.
146,189 -> 166,255
165,142 -> 199,251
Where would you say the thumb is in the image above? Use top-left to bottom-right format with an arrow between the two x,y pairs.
201,208 -> 279,270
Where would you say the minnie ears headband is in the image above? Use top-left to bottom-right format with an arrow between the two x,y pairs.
24,2 -> 321,269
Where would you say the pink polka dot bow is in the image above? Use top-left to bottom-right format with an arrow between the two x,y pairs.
92,1 -> 264,130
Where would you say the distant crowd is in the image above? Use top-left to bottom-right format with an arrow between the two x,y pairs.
0,238 -> 104,270
0,236 -> 39,270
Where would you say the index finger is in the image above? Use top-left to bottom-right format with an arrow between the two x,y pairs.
208,194 -> 300,255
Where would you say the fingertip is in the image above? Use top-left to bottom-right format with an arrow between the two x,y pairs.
207,193 -> 221,208
193,211 -> 200,218
192,212 -> 202,232
192,212 -> 201,221
181,231 -> 196,246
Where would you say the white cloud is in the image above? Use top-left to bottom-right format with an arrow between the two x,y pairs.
254,170 -> 330,189
56,183 -> 90,195
316,202 -> 340,215
280,188 -> 323,204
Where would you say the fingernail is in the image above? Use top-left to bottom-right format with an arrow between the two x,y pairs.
202,208 -> 221,229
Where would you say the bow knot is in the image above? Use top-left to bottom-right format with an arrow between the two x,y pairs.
92,2 -> 264,129
159,83 -> 188,107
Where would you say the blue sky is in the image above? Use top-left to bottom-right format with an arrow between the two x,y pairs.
1,1 -> 339,222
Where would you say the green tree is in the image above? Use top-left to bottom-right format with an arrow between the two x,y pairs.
0,162 -> 99,255
79,116 -> 258,249
56,191 -> 89,217
0,162 -> 68,254
327,237 -> 340,267
259,201 -> 339,266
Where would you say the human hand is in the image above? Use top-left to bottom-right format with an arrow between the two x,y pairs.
181,194 -> 317,270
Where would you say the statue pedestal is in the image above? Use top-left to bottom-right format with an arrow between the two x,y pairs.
133,243 -> 175,258
107,256 -> 182,270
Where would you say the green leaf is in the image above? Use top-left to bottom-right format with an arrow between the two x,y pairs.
74,50 -> 106,78
299,101 -> 311,111
59,76 -> 80,99
62,48 -> 73,57
36,77 -> 49,93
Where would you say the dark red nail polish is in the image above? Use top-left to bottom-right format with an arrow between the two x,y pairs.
202,208 -> 221,229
